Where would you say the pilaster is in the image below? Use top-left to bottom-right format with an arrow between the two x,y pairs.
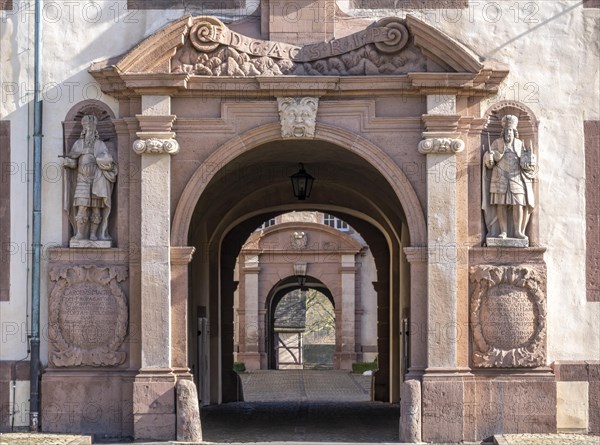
171,246 -> 195,378
132,95 -> 179,441
240,255 -> 261,370
418,96 -> 464,371
340,254 -> 357,369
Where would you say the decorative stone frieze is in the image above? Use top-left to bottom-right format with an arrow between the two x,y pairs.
48,265 -> 128,367
172,16 -> 423,76
418,137 -> 465,154
470,265 -> 546,368
277,97 -> 319,139
133,137 -> 180,155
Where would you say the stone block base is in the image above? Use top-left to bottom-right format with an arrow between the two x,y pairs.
235,352 -> 261,371
41,370 -> 135,437
421,372 -> 556,443
134,413 -> 176,440
69,239 -> 112,248
553,360 -> 600,434
133,372 -> 176,441
486,237 -> 529,248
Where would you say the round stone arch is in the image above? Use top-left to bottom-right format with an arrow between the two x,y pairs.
263,276 -> 337,370
171,122 -> 427,247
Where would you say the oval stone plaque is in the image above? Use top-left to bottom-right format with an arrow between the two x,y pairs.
59,282 -> 120,350
480,284 -> 535,350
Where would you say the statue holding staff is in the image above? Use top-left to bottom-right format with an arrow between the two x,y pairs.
63,115 -> 117,245
482,114 -> 537,242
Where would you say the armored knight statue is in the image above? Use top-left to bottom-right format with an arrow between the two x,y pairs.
63,115 -> 117,246
483,115 -> 537,245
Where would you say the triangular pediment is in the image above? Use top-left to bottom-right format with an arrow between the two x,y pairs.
90,14 -> 507,95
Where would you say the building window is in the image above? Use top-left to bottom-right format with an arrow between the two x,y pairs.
323,214 -> 349,232
257,218 -> 276,230
0,0 -> 12,11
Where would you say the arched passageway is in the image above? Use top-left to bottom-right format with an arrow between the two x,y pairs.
176,129 -> 425,406
265,279 -> 336,370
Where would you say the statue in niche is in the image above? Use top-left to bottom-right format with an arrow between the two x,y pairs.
482,115 -> 537,245
63,115 -> 117,246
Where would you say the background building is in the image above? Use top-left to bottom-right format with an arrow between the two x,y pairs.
233,212 -> 378,370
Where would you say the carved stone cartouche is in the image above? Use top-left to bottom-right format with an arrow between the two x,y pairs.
172,17 -> 425,77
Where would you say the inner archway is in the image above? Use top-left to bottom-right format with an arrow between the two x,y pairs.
269,286 -> 336,370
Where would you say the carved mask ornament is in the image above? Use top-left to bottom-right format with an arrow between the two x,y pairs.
277,97 -> 319,139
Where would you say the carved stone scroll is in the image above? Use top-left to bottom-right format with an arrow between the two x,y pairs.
172,17 -> 424,77
470,265 -> 546,368
49,265 -> 128,367
418,137 -> 465,154
133,138 -> 180,155
278,97 -> 319,139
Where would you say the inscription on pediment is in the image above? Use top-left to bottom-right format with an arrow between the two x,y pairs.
172,16 -> 426,76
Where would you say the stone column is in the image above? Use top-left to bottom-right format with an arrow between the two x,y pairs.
403,247 -> 427,376
340,254 -> 357,369
132,96 -> 179,441
241,255 -> 261,370
418,95 -> 464,370
171,246 -> 195,378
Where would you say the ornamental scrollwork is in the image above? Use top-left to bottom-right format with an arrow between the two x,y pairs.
48,265 -> 128,367
133,138 -> 180,155
418,138 -> 465,154
470,265 -> 546,368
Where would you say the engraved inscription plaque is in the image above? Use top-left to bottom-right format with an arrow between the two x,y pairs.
480,285 -> 535,350
49,265 -> 128,367
60,283 -> 121,350
470,265 -> 546,368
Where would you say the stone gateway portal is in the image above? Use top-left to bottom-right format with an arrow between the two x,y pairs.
1,0 -> 598,442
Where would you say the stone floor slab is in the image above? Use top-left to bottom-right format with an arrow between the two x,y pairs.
494,433 -> 600,445
239,370 -> 372,402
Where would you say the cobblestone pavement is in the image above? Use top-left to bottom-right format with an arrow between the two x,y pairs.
201,400 -> 399,443
239,370 -> 372,402
494,433 -> 600,445
203,371 -> 391,442
0,433 -> 91,445
3,371 -> 600,444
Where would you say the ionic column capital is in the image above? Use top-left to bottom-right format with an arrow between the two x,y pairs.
418,137 -> 465,155
133,133 -> 180,155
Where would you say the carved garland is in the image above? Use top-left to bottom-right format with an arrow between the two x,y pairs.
470,265 -> 546,368
49,265 -> 128,367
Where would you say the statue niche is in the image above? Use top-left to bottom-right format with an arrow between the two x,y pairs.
62,103 -> 118,248
482,113 -> 538,248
